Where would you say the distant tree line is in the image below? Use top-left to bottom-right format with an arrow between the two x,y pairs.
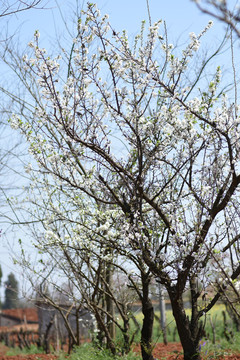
0,265 -> 19,309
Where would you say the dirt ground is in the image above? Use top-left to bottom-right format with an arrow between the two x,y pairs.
150,342 -> 240,359
1,342 -> 240,360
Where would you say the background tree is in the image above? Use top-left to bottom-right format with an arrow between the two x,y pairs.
193,0 -> 240,38
3,272 -> 19,309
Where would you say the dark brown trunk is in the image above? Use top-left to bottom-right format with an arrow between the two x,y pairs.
140,272 -> 154,360
168,291 -> 201,360
141,299 -> 154,360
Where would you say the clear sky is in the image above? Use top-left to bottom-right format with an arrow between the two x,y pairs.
0,0 -> 231,300
6,0 -> 225,45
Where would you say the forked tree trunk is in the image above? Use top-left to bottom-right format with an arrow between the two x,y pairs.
168,292 -> 201,360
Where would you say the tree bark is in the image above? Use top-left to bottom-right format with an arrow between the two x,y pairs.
168,288 -> 201,360
140,272 -> 154,360
106,262 -> 115,341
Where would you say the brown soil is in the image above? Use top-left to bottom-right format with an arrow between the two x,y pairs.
134,342 -> 240,359
1,342 -> 240,360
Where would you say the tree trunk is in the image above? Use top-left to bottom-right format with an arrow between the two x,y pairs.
121,303 -> 132,354
159,283 -> 167,345
140,272 -> 154,360
106,262 -> 115,341
94,306 -> 116,355
168,290 -> 201,360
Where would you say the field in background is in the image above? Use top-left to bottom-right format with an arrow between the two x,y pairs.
1,304 -> 240,359
117,303 -> 240,355
153,304 -> 235,343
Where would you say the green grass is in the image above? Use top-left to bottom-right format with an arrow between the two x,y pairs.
63,330 -> 240,360
58,343 -> 141,360
6,344 -> 44,356
123,303 -> 240,348
197,332 -> 240,359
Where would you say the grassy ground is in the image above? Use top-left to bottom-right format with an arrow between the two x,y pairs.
58,343 -> 141,360
130,303 -> 237,344
4,304 -> 240,360
4,342 -> 141,360
6,344 -> 45,356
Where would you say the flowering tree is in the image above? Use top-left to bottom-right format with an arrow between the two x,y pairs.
193,0 -> 240,338
3,3 -> 240,360
17,172 -> 154,357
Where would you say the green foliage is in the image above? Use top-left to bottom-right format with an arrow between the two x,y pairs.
3,272 -> 19,309
127,304 -> 240,347
197,333 -> 240,359
59,343 -> 141,360
6,344 -> 44,356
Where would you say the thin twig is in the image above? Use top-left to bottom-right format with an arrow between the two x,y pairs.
146,0 -> 152,26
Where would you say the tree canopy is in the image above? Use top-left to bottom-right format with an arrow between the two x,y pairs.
1,2 -> 240,360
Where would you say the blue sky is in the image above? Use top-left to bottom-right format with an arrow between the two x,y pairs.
0,0 -> 231,298
15,1 -> 223,41
4,0 -> 225,48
